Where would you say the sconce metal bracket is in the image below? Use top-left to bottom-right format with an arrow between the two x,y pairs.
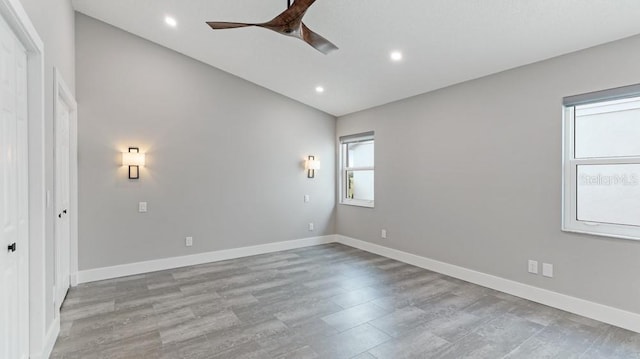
307,155 -> 315,178
128,147 -> 140,179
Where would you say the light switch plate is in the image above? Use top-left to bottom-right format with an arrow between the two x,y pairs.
528,260 -> 538,274
308,222 -> 314,231
138,202 -> 147,213
185,237 -> 193,247
304,195 -> 310,203
381,229 -> 387,239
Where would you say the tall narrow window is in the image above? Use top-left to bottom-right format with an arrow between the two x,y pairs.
563,85 -> 640,240
340,132 -> 374,207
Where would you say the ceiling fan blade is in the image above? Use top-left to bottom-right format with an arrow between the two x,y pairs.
266,0 -> 316,27
301,23 -> 338,54
207,22 -> 255,30
206,0 -> 338,55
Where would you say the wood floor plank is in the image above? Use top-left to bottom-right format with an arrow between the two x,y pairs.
52,243 -> 640,358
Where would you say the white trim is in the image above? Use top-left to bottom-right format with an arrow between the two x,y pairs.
335,235 -> 640,334
0,0 -> 45,357
77,235 -> 337,284
345,166 -> 375,171
340,199 -> 375,208
74,232 -> 640,334
29,316 -> 59,359
0,0 -> 42,50
339,133 -> 376,208
562,98 -> 640,241
561,105 -> 573,234
53,68 -> 79,291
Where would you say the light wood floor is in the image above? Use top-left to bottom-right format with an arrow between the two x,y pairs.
52,243 -> 640,358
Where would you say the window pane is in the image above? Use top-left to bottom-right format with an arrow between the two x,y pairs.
347,141 -> 374,168
577,164 -> 640,226
346,170 -> 374,201
575,98 -> 640,158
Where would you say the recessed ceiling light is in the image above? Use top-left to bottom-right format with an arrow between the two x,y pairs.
390,51 -> 403,62
165,16 -> 177,28
315,86 -> 325,93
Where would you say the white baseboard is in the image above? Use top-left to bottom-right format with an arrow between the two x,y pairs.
30,315 -> 60,359
77,235 -> 337,284
335,235 -> 640,334
74,233 -> 640,334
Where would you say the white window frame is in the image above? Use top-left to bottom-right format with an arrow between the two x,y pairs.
339,131 -> 374,208
562,85 -> 640,241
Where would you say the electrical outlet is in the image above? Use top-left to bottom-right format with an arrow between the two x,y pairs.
138,202 -> 147,213
542,263 -> 553,278
381,229 -> 387,239
308,222 -> 314,231
304,195 -> 310,203
185,237 -> 193,247
528,260 -> 538,274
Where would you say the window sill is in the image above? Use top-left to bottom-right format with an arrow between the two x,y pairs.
340,199 -> 374,208
562,224 -> 640,241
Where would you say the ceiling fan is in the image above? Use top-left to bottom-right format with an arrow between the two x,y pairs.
206,0 -> 338,54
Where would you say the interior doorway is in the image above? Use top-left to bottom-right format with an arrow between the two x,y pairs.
54,68 -> 77,309
1,0 -> 47,356
0,9 -> 30,359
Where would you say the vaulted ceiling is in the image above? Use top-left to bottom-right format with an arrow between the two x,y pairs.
72,0 -> 640,116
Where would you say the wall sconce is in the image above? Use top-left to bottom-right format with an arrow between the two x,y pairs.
305,155 -> 320,178
122,147 -> 145,179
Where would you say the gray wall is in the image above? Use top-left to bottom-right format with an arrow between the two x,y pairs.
20,0 -> 75,334
337,34 -> 640,314
75,14 -> 336,270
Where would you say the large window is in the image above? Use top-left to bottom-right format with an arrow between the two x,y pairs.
340,132 -> 374,207
563,85 -> 640,240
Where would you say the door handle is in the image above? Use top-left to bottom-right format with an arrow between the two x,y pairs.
8,243 -> 16,252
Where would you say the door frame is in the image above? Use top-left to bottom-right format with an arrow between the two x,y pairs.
0,0 -> 46,358
53,68 -> 78,293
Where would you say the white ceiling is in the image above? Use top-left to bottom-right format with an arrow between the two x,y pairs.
72,0 -> 640,116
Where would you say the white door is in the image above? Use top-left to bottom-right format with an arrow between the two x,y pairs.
55,93 -> 71,308
0,12 -> 30,359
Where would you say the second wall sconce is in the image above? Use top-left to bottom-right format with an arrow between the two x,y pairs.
305,155 -> 321,178
122,147 -> 145,179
